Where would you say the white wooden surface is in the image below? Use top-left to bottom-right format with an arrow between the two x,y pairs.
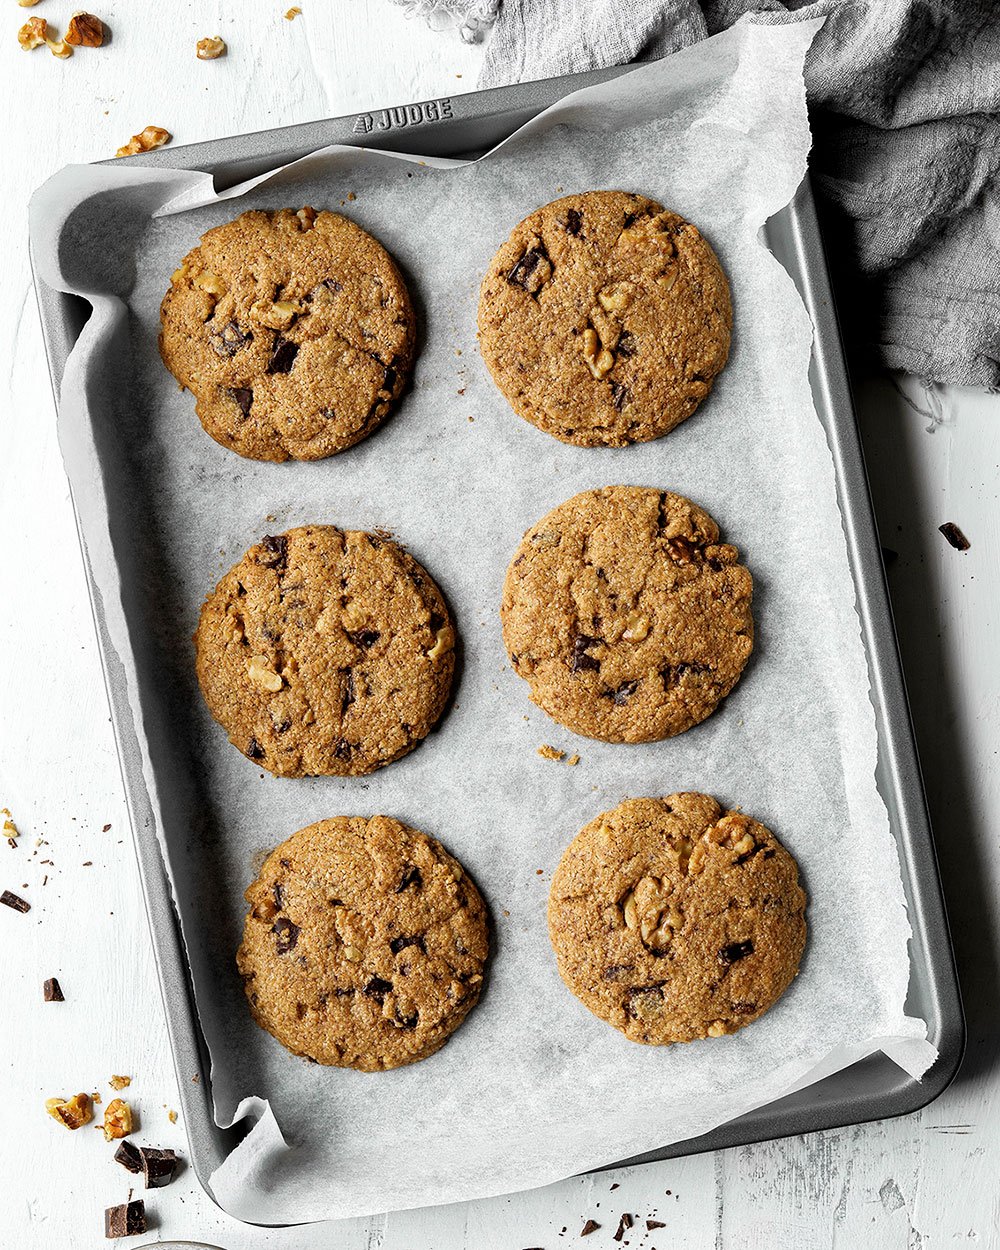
1,3 -> 996,1245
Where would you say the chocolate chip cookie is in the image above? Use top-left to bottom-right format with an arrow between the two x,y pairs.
237,816 -> 489,1070
195,525 -> 455,776
159,207 -> 415,461
501,487 -> 753,742
548,794 -> 807,1044
478,191 -> 731,448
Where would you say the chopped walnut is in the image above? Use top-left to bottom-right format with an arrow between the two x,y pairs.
65,12 -> 104,46
109,1074 -> 131,1090
2,807 -> 18,844
102,1097 -> 133,1140
115,125 -> 171,159
46,32 -> 73,57
427,626 -> 452,661
537,744 -> 566,762
167,1109 -> 178,1124
296,205 -> 317,229
46,1093 -> 92,1130
247,655 -> 283,693
196,35 -> 226,60
285,5 -> 302,17
581,327 -> 614,380
193,270 -> 227,298
18,17 -> 47,49
18,0 -> 41,7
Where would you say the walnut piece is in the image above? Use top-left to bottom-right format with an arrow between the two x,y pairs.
18,1 -> 41,7
285,6 -> 302,17
115,125 -> 171,159
109,1074 -> 131,1090
196,35 -> 226,60
18,17 -> 47,49
581,327 -> 614,380
427,626 -> 452,662
46,1093 -> 92,1129
193,270 -> 227,298
247,655 -> 283,693
65,12 -> 104,46
250,299 -> 299,330
102,1097 -> 133,1141
620,875 -> 682,954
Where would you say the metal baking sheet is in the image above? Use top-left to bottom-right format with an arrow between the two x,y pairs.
29,66 -> 964,1214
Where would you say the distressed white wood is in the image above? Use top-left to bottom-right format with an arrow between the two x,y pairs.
1,3 -> 996,1246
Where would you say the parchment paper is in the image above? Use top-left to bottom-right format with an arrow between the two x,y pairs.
30,17 -> 936,1225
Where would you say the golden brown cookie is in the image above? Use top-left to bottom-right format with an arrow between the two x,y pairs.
477,191 -> 731,448
159,207 -> 414,461
237,816 -> 488,1070
501,487 -> 753,742
195,525 -> 455,776
548,794 -> 807,1044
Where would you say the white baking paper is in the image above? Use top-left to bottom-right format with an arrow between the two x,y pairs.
29,16 -> 936,1225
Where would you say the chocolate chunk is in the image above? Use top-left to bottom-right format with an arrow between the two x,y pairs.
341,669 -> 356,713
603,679 -> 638,705
625,983 -> 665,1018
209,320 -> 252,357
346,629 -> 381,649
246,737 -> 265,760
429,611 -> 446,633
113,1139 -> 143,1174
622,211 -> 638,229
581,1219 -> 601,1235
647,1219 -> 666,1230
272,916 -> 300,954
718,940 -> 754,966
275,718 -> 292,734
397,865 -> 422,893
267,336 -> 299,374
0,889 -> 29,913
140,1145 -> 178,1189
258,534 -> 288,569
389,934 -> 425,955
613,1212 -> 633,1242
43,977 -> 64,1002
227,386 -> 253,418
570,634 -> 601,673
564,208 -> 583,236
610,381 -> 628,410
273,882 -> 285,911
363,976 -> 393,1002
334,739 -> 353,761
616,330 -> 636,358
506,244 -> 550,293
939,521 -> 971,551
383,364 -> 397,392
602,964 -> 632,981
104,1199 -> 145,1238
731,1000 -> 758,1014
662,661 -> 708,689
394,1008 -> 418,1030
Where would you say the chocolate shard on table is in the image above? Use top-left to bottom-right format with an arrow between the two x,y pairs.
103,1198 -> 145,1238
939,521 -> 971,551
0,889 -> 30,913
113,1139 -> 143,1174
43,977 -> 64,1001
140,1144 -> 179,1188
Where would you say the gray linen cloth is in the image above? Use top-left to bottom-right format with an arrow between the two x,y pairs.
395,0 -> 1000,387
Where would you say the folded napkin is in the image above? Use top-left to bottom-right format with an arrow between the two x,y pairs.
395,0 -> 1000,388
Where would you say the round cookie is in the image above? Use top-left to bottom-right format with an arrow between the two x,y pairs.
160,207 -> 415,461
237,816 -> 488,1070
501,486 -> 753,743
477,191 -> 731,448
195,525 -> 455,777
548,794 -> 807,1044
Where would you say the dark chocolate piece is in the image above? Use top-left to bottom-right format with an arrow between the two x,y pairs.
140,1145 -> 178,1189
267,336 -> 299,374
718,940 -> 754,966
258,534 -> 288,569
581,1219 -> 601,1235
363,976 -> 393,1002
647,1219 -> 666,1230
570,635 -> 601,674
939,521 -> 970,551
603,679 -> 638,706
396,865 -> 422,893
209,320 -> 252,357
246,737 -> 265,761
346,629 -> 381,649
506,244 -> 550,293
113,1139 -> 143,1174
104,1199 -> 145,1238
43,977 -> 64,1002
272,917 -> 300,954
564,207 -> 583,235
389,934 -> 425,955
228,386 -> 253,418
610,381 -> 628,410
0,889 -> 29,913
613,1212 -> 633,1242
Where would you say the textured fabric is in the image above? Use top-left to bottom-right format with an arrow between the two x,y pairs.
473,0 -> 1000,387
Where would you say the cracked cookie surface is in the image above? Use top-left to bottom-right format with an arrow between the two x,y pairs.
477,191 -> 731,448
548,794 -> 806,1044
159,207 -> 415,461
237,816 -> 488,1070
195,525 -> 455,777
501,486 -> 753,742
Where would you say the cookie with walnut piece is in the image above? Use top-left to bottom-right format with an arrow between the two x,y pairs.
194,525 -> 455,777
501,486 -> 753,742
548,793 -> 807,1044
237,816 -> 488,1070
159,207 -> 415,461
478,190 -> 731,447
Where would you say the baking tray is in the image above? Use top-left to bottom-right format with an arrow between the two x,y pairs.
30,66 -> 965,1212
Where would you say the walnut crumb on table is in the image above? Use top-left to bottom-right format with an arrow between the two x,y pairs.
285,5 -> 301,17
538,744 -> 565,762
46,1092 -> 92,1129
65,13 -> 104,47
196,35 -> 226,59
115,125 -> 171,158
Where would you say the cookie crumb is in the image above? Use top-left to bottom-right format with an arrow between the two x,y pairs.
538,744 -> 566,762
566,753 -> 580,766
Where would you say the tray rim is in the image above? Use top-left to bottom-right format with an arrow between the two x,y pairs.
27,64 -> 965,1223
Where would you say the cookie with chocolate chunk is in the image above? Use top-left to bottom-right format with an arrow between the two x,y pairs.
501,486 -> 752,742
548,794 -> 806,1044
195,525 -> 455,776
237,815 -> 488,1070
478,191 -> 731,448
159,207 -> 414,461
